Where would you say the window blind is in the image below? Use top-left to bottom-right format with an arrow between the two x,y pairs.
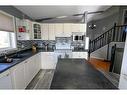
0,10 -> 14,32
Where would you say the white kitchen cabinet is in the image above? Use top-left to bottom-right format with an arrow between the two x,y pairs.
71,23 -> 86,33
16,18 -> 32,40
10,62 -> 26,89
55,23 -> 64,37
119,36 -> 127,89
63,23 -> 72,37
48,24 -> 55,40
24,53 -> 41,87
33,53 -> 41,75
79,24 -> 86,33
32,22 -> 42,39
41,24 -> 49,40
72,52 -> 88,59
17,32 -> 30,40
41,52 -> 57,69
119,74 -> 127,89
0,70 -> 13,89
71,24 -> 80,32
24,58 -> 31,87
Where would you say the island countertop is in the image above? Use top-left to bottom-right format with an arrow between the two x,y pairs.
50,59 -> 117,89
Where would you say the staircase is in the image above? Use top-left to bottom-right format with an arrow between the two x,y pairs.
89,23 -> 127,59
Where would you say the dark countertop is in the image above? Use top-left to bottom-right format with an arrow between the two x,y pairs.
0,48 -> 54,74
50,59 -> 117,89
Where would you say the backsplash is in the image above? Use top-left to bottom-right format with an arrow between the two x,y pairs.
17,40 -> 33,51
18,40 -> 56,50
0,40 -> 56,57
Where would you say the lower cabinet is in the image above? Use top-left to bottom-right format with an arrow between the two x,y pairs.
41,52 -> 57,69
72,52 -> 88,59
0,52 -> 55,89
24,57 -> 34,87
0,70 -> 13,89
10,62 -> 26,89
9,53 -> 41,89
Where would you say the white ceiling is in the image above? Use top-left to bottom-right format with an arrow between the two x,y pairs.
15,6 -> 112,23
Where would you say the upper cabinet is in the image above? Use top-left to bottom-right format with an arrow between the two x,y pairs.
32,22 -> 41,40
71,23 -> 86,33
16,18 -> 32,40
41,23 -> 49,40
32,23 -> 86,40
79,24 -> 86,34
55,23 -> 64,37
48,24 -> 55,40
63,23 -> 72,37
71,24 -> 80,32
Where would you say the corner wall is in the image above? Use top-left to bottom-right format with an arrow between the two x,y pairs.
90,42 -> 125,60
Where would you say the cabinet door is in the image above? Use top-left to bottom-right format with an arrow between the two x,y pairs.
24,59 -> 32,87
79,52 -> 88,59
11,63 -> 25,89
72,52 -> 79,58
32,22 -> 42,39
0,70 -> 13,89
17,32 -> 30,40
49,24 -> 55,40
63,23 -> 72,37
55,24 -> 64,37
72,52 -> 88,59
33,53 -> 41,75
79,24 -> 86,34
47,52 -> 57,69
71,24 -> 80,32
41,24 -> 49,40
41,52 -> 47,69
119,75 -> 127,89
41,52 -> 57,69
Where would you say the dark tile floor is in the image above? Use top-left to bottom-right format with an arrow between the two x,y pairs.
26,59 -> 118,89
50,59 -> 117,89
26,69 -> 54,89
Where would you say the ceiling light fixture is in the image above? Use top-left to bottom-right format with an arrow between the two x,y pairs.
56,16 -> 68,19
89,23 -> 96,29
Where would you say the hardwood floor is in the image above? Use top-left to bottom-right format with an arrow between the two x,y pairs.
88,58 -> 111,72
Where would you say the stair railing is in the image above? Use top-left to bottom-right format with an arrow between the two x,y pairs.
89,23 -> 127,55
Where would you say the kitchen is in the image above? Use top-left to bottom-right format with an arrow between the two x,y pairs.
0,6 -> 123,89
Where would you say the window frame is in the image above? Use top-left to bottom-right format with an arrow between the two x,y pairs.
0,11 -> 17,52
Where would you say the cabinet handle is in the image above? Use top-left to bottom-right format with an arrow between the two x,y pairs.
6,74 -> 9,76
25,61 -> 28,63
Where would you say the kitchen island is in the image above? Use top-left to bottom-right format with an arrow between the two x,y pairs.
50,59 -> 117,89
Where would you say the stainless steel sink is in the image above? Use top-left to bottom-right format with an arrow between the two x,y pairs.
0,58 -> 21,63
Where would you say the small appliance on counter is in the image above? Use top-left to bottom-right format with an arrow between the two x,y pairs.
72,32 -> 85,42
0,55 -> 13,63
43,42 -> 49,51
32,43 -> 37,53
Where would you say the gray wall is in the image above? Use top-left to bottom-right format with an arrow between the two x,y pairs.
0,6 -> 32,20
87,6 -> 127,40
87,12 -> 119,40
91,42 -> 125,60
118,6 -> 127,25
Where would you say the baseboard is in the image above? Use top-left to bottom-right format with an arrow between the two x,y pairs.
90,56 -> 106,60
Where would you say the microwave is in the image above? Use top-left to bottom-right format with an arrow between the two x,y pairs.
72,32 -> 85,41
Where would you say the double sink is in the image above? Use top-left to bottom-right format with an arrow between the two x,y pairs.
0,53 -> 30,64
